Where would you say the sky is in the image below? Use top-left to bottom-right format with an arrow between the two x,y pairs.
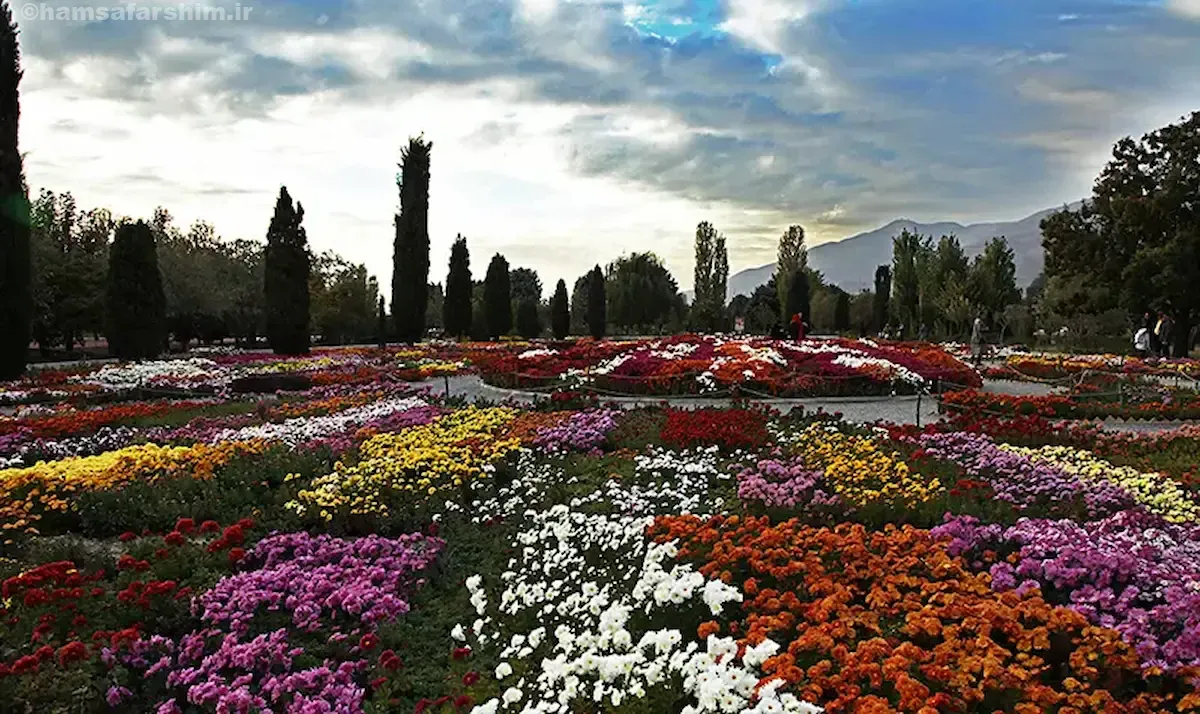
16,0 -> 1200,295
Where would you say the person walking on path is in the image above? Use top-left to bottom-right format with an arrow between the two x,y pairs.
1159,313 -> 1174,357
970,316 -> 984,366
1134,324 -> 1151,358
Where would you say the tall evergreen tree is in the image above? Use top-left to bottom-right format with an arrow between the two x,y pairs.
443,234 -> 472,338
872,265 -> 891,333
775,225 -> 807,324
834,291 -> 851,332
785,270 -> 810,328
692,221 -> 728,331
263,187 -> 311,355
106,221 -> 166,359
587,265 -> 606,339
483,253 -> 511,339
0,2 -> 29,379
570,273 -> 590,335
391,135 -> 432,342
550,278 -> 569,339
376,295 -> 387,347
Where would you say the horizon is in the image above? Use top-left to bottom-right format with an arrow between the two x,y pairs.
18,0 -> 1200,294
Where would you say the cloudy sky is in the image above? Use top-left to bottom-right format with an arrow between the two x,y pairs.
16,0 -> 1200,294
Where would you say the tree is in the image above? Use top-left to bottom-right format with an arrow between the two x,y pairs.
872,265 -> 891,333
785,270 -> 810,329
28,191 -> 109,354
516,299 -> 541,338
309,253 -> 377,345
691,221 -> 727,331
968,236 -> 1020,328
570,273 -> 589,335
263,187 -> 310,355
509,267 -> 542,307
377,295 -> 387,347
606,252 -> 681,333
834,291 -> 850,333
775,225 -> 807,324
1043,111 -> 1200,357
443,234 -> 472,338
0,2 -> 29,379
891,229 -> 927,336
587,265 -> 606,339
106,220 -> 165,359
391,134 -> 432,342
550,279 -> 569,339
483,253 -> 511,339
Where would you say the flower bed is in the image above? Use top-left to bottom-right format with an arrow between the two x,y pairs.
473,335 -> 980,397
2,347 -> 1199,714
939,388 -> 1200,420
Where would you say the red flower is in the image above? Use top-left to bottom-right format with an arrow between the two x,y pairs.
414,699 -> 431,714
359,633 -> 378,650
164,531 -> 185,547
207,539 -> 227,553
427,522 -> 440,537
236,518 -> 255,530
153,548 -> 170,560
174,518 -> 196,534
454,695 -> 473,710
228,547 -> 246,564
10,655 -> 38,675
451,646 -> 471,660
115,554 -> 136,571
462,671 -> 480,687
221,525 -> 245,545
72,615 -> 87,627
118,532 -> 137,542
57,641 -> 88,666
380,649 -> 402,671
369,676 -> 387,689
199,520 -> 220,534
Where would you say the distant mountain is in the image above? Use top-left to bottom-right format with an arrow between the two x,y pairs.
699,202 -> 1083,301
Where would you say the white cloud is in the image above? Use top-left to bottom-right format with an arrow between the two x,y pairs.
1167,0 -> 1200,19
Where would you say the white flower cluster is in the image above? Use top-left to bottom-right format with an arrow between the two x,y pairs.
79,358 -> 225,391
457,503 -> 821,714
210,396 -> 429,446
608,446 -> 731,515
518,349 -> 559,360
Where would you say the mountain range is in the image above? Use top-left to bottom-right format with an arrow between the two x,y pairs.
703,201 -> 1083,301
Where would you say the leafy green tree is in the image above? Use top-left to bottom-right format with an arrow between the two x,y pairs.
1043,111 -> 1200,356
263,187 -> 310,355
570,273 -> 589,335
872,265 -> 891,333
606,252 -> 681,333
106,220 -> 166,359
891,229 -> 928,336
509,267 -> 542,307
851,290 -> 874,335
550,278 -> 569,339
728,277 -> 778,335
516,299 -> 541,338
310,252 -> 377,344
483,253 -> 511,339
443,234 -> 472,338
587,265 -> 606,339
392,135 -> 432,342
968,237 -> 1020,331
775,225 -> 807,324
691,221 -> 727,331
0,1 -> 28,378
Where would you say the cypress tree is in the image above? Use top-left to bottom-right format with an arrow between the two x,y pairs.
443,234 -> 472,338
587,265 -> 606,339
106,221 -> 166,360
0,3 -> 29,379
785,270 -> 810,327
834,291 -> 851,332
483,253 -> 511,339
376,295 -> 387,348
264,187 -> 311,355
391,135 -> 432,343
516,299 -> 541,338
550,278 -> 569,339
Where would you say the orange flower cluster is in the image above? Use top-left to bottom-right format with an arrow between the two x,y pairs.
649,515 -> 1200,713
502,411 -> 572,444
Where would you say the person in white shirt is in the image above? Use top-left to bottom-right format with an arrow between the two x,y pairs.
1134,325 -> 1151,358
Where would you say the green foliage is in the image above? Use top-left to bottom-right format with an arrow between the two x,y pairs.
443,234 -> 472,338
833,290 -> 850,332
569,272 -> 589,335
785,269 -> 810,326
515,299 -> 541,338
890,228 -> 927,335
508,267 -> 542,311
691,221 -> 727,332
263,187 -> 311,355
106,221 -> 166,360
775,225 -> 807,324
550,278 -> 569,339
0,2 -> 28,380
605,252 -> 682,333
483,253 -> 512,339
392,135 -> 433,343
967,236 -> 1020,327
310,251 -> 378,345
727,276 -> 779,335
586,264 -> 606,339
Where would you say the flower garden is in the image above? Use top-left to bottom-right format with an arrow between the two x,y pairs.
4,342 -> 1200,714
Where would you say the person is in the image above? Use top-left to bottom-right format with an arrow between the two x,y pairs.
1134,324 -> 1151,358
970,316 -> 984,366
1160,313 -> 1174,357
790,312 -> 808,341
1154,312 -> 1166,356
